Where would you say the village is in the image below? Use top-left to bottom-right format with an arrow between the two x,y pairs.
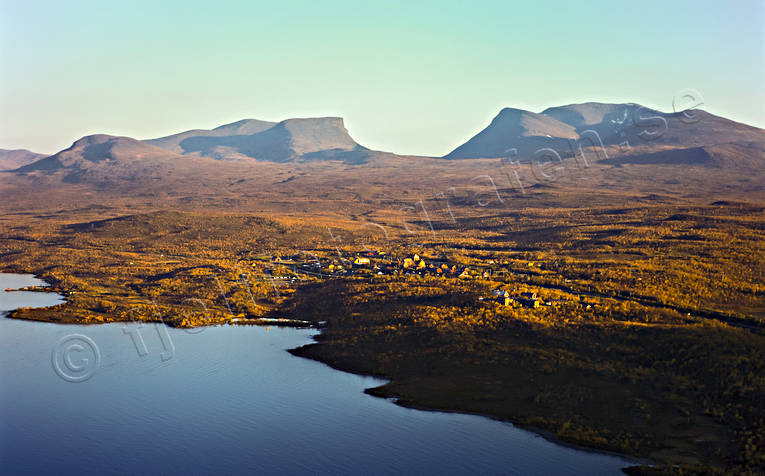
245,250 -> 596,311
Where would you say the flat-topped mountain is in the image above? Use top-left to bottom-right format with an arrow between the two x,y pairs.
445,103 -> 765,163
0,149 -> 47,171
146,117 -> 386,163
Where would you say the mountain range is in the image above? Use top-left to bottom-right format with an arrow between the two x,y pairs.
445,103 -> 765,164
5,103 -> 764,183
13,116 -> 393,177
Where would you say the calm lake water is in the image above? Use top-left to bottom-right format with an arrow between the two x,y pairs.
0,273 -> 633,475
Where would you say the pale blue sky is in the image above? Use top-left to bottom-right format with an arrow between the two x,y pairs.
1,0 -> 763,156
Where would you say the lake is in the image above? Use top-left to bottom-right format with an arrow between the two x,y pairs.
0,273 -> 634,475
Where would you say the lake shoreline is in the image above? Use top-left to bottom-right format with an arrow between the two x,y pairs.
288,337 -> 649,473
0,274 -> 634,474
0,271 -> 724,473
1,272 -> 640,473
